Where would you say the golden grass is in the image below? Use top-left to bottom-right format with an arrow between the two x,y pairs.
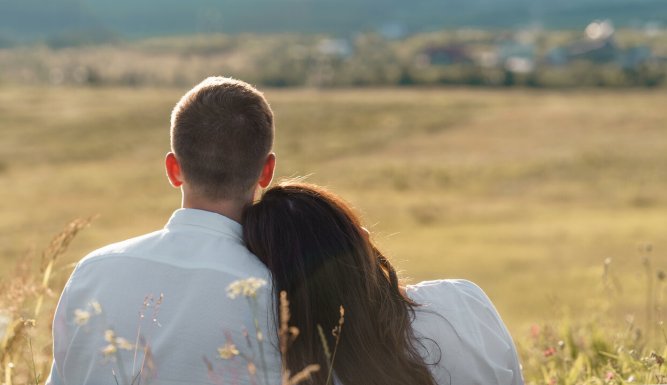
1,86 -> 666,338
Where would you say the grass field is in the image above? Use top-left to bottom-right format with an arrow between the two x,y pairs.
1,85 -> 666,344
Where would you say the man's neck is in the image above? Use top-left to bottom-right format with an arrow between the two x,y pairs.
182,195 -> 248,224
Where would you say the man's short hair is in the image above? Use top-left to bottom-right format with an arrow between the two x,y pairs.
170,77 -> 274,200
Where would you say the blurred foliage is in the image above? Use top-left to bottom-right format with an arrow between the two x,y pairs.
519,246 -> 667,385
0,29 -> 665,88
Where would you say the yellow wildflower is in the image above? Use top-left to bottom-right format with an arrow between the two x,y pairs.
104,329 -> 115,342
90,301 -> 102,315
218,343 -> 240,359
226,277 -> 267,299
102,344 -> 117,357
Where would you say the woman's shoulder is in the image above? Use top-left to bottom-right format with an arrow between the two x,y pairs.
406,278 -> 485,298
406,279 -> 524,385
406,279 -> 504,339
406,279 -> 493,313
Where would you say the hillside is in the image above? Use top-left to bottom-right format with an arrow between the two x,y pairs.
0,0 -> 665,43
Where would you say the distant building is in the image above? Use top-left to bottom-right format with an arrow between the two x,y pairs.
418,44 -> 473,66
473,50 -> 498,68
566,38 -> 616,63
619,46 -> 652,69
316,39 -> 352,57
498,41 -> 536,73
544,21 -> 657,70
546,47 -> 568,66
584,20 -> 614,41
550,20 -> 618,65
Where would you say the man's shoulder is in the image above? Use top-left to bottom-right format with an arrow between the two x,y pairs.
74,222 -> 265,278
78,229 -> 166,266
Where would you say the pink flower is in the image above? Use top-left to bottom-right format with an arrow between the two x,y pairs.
530,324 -> 540,338
543,347 -> 557,357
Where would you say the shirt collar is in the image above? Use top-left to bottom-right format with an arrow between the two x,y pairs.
165,208 -> 243,241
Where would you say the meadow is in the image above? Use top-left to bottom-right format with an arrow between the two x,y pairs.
1,85 -> 666,383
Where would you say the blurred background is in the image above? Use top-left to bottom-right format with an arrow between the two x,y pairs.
1,0 -> 666,340
2,0 -> 667,87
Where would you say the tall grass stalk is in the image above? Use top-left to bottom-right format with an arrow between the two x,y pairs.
278,291 -> 321,385
0,217 -> 92,385
3,219 -> 667,384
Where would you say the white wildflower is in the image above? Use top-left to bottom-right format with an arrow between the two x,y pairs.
74,309 -> 91,325
115,337 -> 134,351
226,277 -> 267,299
90,301 -> 102,315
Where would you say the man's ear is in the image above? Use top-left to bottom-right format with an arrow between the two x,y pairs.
165,152 -> 184,187
258,153 -> 276,188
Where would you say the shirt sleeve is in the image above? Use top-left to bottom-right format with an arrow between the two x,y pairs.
46,265 -> 77,385
45,360 -> 64,385
454,280 -> 524,385
408,279 -> 524,385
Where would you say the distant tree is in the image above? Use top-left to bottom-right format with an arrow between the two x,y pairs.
503,70 -> 515,87
397,67 -> 416,86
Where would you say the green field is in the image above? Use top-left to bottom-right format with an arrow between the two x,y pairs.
1,85 -> 666,341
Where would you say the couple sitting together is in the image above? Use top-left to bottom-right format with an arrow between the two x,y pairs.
47,77 -> 523,385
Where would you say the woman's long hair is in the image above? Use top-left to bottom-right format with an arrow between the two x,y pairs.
243,182 -> 437,385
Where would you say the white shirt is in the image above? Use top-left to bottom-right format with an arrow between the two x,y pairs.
47,208 -> 522,385
407,279 -> 524,385
47,208 -> 282,385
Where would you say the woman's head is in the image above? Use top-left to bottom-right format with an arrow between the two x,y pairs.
243,182 -> 437,385
243,183 -> 382,311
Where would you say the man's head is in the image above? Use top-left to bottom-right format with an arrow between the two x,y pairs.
167,77 -> 275,203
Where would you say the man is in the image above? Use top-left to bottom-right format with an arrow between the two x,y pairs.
47,77 -> 281,385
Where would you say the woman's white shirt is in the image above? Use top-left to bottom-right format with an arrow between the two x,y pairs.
406,279 -> 524,385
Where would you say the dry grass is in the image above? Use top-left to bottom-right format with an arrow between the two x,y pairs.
1,85 -> 667,383
1,213 -> 666,384
1,86 -> 666,337
0,218 -> 93,385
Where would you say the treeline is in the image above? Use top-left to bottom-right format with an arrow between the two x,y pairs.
0,30 -> 665,88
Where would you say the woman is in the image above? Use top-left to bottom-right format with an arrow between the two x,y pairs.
243,182 -> 523,385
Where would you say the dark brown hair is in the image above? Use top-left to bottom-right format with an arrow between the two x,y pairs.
243,183 -> 438,385
170,77 -> 274,200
